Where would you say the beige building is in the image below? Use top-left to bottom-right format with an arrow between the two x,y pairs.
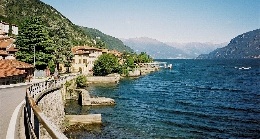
12,24 -> 18,35
71,46 -> 104,75
0,21 -> 9,35
0,21 -> 19,36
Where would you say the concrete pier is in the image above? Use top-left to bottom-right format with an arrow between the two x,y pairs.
76,89 -> 115,106
65,114 -> 102,125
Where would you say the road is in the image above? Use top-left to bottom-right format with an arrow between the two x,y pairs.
0,85 -> 28,139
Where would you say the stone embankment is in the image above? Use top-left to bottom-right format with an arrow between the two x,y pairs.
127,67 -> 159,77
37,89 -> 65,138
75,89 -> 115,106
86,74 -> 120,83
65,114 -> 101,125
64,86 -> 115,126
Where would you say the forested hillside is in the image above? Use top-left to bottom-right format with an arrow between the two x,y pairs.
80,27 -> 133,52
197,29 -> 260,59
0,0 -> 91,45
0,0 -> 132,52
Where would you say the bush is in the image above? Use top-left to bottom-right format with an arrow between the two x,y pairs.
93,53 -> 121,76
76,75 -> 87,88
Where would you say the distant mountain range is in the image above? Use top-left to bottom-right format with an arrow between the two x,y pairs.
197,29 -> 260,59
122,37 -> 226,59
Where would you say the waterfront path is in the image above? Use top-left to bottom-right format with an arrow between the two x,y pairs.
0,85 -> 27,138
0,79 -> 46,139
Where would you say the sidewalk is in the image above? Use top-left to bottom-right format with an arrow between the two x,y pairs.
0,78 -> 48,89
0,78 -> 48,139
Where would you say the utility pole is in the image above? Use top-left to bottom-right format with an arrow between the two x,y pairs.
34,44 -> 36,79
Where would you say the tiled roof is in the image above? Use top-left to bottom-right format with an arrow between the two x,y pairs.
0,50 -> 8,56
109,50 -> 123,57
0,39 -> 14,49
0,60 -> 27,78
7,45 -> 18,52
71,46 -> 102,55
0,59 -> 34,69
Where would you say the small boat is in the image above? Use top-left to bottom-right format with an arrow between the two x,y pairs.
167,64 -> 172,69
238,67 -> 251,70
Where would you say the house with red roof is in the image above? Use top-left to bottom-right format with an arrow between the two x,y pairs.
0,59 -> 34,85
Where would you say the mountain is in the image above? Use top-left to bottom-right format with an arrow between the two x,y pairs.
0,0 -> 90,45
0,0 -> 132,52
80,27 -> 133,52
166,42 -> 226,58
122,37 -> 225,59
197,29 -> 260,59
122,37 -> 187,59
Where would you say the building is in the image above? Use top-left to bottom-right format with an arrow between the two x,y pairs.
12,24 -> 18,35
0,59 -> 34,85
0,21 -> 19,36
109,50 -> 123,58
0,21 -> 9,35
71,46 -> 103,75
0,37 -> 18,59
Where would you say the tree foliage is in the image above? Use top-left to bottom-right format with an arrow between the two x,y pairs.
76,75 -> 87,88
81,27 -> 133,52
15,17 -> 54,70
49,25 -> 74,72
93,54 -> 122,76
135,52 -> 153,63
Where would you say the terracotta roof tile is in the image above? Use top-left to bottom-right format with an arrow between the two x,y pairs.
7,45 -> 18,52
0,39 -> 14,49
0,59 -> 33,78
71,46 -> 102,55
0,50 -> 8,56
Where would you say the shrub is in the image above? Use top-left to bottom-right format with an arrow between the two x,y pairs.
76,75 -> 87,88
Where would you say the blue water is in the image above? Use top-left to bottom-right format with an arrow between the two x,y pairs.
65,59 -> 260,138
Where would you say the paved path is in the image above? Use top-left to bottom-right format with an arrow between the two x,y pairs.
0,78 -> 46,139
0,85 -> 28,139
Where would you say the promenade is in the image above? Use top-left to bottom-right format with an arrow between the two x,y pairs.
0,79 -> 46,139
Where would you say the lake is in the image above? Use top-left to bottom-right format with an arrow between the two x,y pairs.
65,59 -> 260,138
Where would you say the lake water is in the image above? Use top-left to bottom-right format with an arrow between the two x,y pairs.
64,59 -> 260,138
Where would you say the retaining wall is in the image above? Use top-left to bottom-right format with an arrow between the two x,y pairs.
37,89 -> 65,138
87,75 -> 120,83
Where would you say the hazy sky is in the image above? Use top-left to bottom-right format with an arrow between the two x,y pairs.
41,0 -> 259,43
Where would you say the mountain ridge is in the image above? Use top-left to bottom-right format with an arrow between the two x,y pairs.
122,37 -> 225,59
197,29 -> 260,59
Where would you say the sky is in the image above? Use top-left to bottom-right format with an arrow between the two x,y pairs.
41,0 -> 259,43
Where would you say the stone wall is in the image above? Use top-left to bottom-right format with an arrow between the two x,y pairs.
128,69 -> 141,77
37,89 -> 65,138
87,74 -> 120,83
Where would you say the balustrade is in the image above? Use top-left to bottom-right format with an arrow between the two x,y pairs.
24,73 -> 79,139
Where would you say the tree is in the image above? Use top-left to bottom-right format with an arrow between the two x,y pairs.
76,75 -> 87,88
93,54 -> 121,76
49,24 -> 73,72
136,52 -> 153,63
15,17 -> 54,70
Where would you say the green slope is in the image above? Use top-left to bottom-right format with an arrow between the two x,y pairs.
80,27 -> 133,52
0,0 -> 132,52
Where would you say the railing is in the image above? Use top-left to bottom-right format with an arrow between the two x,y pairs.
24,73 -> 79,139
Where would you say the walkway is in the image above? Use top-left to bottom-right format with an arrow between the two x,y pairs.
0,78 -> 46,139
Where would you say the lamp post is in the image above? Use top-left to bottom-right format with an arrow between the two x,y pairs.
34,44 -> 35,79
